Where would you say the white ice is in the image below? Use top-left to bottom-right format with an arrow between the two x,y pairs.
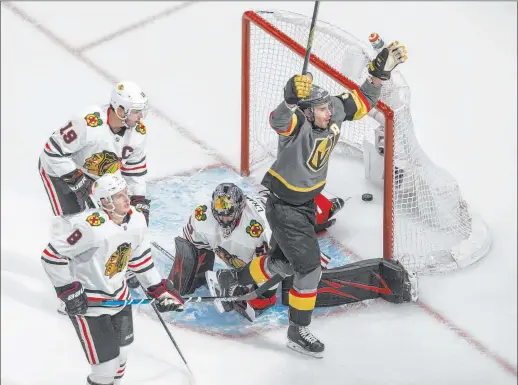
1,2 -> 516,385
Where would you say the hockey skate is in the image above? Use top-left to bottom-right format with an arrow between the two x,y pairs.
328,197 -> 345,220
205,269 -> 241,313
287,324 -> 325,359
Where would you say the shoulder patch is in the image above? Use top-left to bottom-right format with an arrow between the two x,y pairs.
85,112 -> 103,127
194,205 -> 207,221
246,220 -> 263,238
135,121 -> 146,135
86,212 -> 105,227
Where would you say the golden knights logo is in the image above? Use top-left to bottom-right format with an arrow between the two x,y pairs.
86,212 -> 105,226
246,220 -> 263,238
306,123 -> 341,172
105,242 -> 132,278
84,112 -> 103,127
83,150 -> 121,176
194,205 -> 207,221
135,121 -> 146,135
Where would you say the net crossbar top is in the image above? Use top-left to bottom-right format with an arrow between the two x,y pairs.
241,9 -> 491,274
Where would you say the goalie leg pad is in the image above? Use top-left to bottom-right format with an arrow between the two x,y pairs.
281,258 -> 415,307
168,237 -> 215,295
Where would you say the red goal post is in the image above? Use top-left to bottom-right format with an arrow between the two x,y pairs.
240,10 -> 491,274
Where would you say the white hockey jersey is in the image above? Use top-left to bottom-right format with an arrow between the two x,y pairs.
182,195 -> 270,269
39,105 -> 148,197
41,207 -> 161,316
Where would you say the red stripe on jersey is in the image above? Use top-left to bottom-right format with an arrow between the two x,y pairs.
128,256 -> 151,268
118,284 -> 129,300
43,249 -> 62,260
121,163 -> 147,171
40,168 -> 62,215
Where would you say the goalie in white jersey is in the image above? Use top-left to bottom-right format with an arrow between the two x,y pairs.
170,183 -> 342,321
41,172 -> 183,385
38,81 -> 151,225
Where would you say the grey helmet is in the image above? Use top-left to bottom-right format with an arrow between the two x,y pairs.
298,84 -> 332,123
211,183 -> 246,237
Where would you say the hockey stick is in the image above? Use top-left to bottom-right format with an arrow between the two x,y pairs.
88,274 -> 283,307
142,283 -> 195,382
151,241 -> 175,262
301,1 -> 320,75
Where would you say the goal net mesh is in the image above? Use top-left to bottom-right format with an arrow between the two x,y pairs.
244,10 -> 491,274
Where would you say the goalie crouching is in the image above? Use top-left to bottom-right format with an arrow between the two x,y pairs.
167,183 -> 417,325
167,183 -> 344,321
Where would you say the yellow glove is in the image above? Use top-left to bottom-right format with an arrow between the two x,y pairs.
284,74 -> 313,104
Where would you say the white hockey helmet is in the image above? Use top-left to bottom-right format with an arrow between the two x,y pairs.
110,81 -> 149,120
90,171 -> 129,209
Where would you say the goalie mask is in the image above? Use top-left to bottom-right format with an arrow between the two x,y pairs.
211,183 -> 246,237
298,84 -> 333,125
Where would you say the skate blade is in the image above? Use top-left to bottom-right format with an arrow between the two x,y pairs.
286,340 -> 323,359
233,302 -> 256,323
205,271 -> 225,313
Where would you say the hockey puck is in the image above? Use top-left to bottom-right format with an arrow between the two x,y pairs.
362,193 -> 373,202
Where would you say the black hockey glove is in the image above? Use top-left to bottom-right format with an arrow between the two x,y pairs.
55,281 -> 88,316
61,169 -> 94,204
368,41 -> 407,81
284,74 -> 312,105
130,195 -> 151,226
146,280 -> 184,313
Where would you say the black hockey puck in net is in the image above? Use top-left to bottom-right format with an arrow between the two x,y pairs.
362,193 -> 373,202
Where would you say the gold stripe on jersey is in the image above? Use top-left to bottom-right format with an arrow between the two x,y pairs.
349,89 -> 371,120
267,169 -> 327,192
277,113 -> 298,137
250,256 -> 270,284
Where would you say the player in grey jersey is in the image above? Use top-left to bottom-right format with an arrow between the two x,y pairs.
211,41 -> 408,357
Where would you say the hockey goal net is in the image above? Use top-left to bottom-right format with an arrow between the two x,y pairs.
241,10 -> 491,274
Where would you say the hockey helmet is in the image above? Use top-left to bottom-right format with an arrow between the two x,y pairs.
110,81 -> 149,120
298,84 -> 333,123
91,171 -> 129,209
211,183 -> 246,236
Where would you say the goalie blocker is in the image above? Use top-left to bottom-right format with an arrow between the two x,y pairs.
169,236 -> 417,307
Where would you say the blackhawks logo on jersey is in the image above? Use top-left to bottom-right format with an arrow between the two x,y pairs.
105,242 -> 132,279
135,121 -> 146,135
215,246 -> 246,270
84,112 -> 103,127
83,150 -> 121,176
86,212 -> 105,227
194,205 -> 207,221
246,220 -> 263,238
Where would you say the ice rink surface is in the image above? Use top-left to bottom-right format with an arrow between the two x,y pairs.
1,2 -> 516,384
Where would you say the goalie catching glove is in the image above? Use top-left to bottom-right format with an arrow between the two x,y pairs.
368,41 -> 407,80
284,74 -> 313,104
146,279 -> 184,312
